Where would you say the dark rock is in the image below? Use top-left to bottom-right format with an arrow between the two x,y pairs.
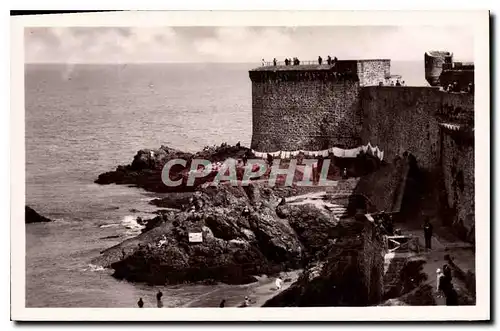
93,183 -> 307,285
276,204 -> 338,259
25,206 -> 53,224
263,218 -> 385,307
101,235 -> 121,240
149,192 -> 196,209
95,144 -> 253,193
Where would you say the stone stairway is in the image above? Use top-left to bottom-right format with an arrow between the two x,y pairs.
285,192 -> 350,219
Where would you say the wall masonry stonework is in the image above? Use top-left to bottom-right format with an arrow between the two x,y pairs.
357,60 -> 391,86
250,60 -> 389,152
251,79 -> 362,152
249,60 -> 475,241
441,132 -> 475,242
360,87 -> 444,170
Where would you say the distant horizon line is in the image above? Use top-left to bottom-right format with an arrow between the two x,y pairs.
24,59 -> 442,65
25,58 -> 474,65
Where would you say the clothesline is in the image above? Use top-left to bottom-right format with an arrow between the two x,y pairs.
252,142 -> 384,161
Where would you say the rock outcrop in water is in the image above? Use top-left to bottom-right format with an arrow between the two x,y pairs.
95,144 -> 253,193
25,206 -> 53,224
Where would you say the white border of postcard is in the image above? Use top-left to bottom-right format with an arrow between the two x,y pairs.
11,10 -> 490,321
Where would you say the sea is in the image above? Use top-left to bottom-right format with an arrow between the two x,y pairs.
25,61 -> 427,307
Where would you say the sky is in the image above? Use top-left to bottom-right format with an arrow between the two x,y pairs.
24,26 -> 474,64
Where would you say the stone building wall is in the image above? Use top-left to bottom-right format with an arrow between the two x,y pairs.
251,78 -> 362,152
360,86 -> 443,170
357,60 -> 391,86
441,131 -> 475,242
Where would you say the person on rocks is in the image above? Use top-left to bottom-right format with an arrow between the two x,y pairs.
219,299 -> 226,308
137,298 -> 144,308
236,141 -> 241,148
318,56 -> 323,65
156,290 -> 164,308
342,167 -> 348,179
284,58 -> 289,66
242,296 -> 251,307
327,55 -> 332,65
423,218 -> 433,250
436,268 -> 445,295
273,58 -> 277,66
275,277 -> 283,290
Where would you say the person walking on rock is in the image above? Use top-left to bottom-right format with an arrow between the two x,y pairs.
275,277 -> 283,290
423,218 -> 433,250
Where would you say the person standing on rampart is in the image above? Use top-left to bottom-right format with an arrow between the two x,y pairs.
423,218 -> 433,250
318,56 -> 323,65
327,55 -> 332,65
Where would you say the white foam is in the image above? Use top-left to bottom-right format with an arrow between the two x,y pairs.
99,224 -> 119,228
121,215 -> 145,230
85,264 -> 105,272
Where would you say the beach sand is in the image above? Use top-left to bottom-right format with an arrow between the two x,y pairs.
183,269 -> 302,308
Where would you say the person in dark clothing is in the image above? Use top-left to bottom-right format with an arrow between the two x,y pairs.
236,141 -> 240,148
327,55 -> 332,65
266,153 -> 274,167
284,58 -> 289,66
445,287 -> 459,305
318,56 -> 323,65
137,298 -> 144,308
396,80 -> 402,87
423,219 -> 433,249
316,156 -> 325,183
467,82 -> 474,94
443,264 -> 452,280
333,56 -> 338,62
219,299 -> 226,307
273,58 -> 277,66
156,290 -> 164,308
296,58 -> 300,65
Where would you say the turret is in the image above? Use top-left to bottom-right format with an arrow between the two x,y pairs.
425,51 -> 453,86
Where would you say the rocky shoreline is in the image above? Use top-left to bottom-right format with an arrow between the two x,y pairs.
92,143 -> 462,306
92,143 -> 366,287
